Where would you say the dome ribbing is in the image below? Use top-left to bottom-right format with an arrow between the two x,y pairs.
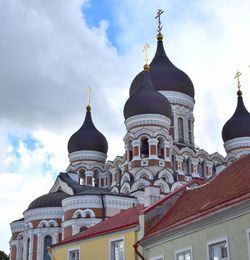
222,92 -> 250,142
68,106 -> 108,154
124,69 -> 172,120
130,35 -> 195,98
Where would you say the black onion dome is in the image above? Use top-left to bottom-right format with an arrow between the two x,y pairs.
124,69 -> 172,120
27,191 -> 70,210
130,36 -> 195,98
68,106 -> 108,154
222,92 -> 250,142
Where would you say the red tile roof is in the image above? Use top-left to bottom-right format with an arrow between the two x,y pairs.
53,204 -> 144,247
142,154 -> 250,242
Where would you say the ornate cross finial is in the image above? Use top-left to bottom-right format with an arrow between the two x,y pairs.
234,71 -> 242,91
85,87 -> 92,107
155,9 -> 164,34
142,43 -> 150,65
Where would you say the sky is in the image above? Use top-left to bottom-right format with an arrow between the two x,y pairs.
0,0 -> 250,253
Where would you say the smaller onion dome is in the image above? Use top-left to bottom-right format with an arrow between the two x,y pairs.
222,90 -> 250,142
130,33 -> 195,98
68,105 -> 108,154
124,65 -> 172,120
27,191 -> 70,210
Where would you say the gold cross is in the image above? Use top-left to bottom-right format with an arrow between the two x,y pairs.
142,43 -> 150,65
155,9 -> 164,33
85,87 -> 92,107
234,71 -> 242,91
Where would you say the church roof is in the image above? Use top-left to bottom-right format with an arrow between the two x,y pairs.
53,204 -> 144,247
27,190 -> 70,210
57,172 -> 135,198
124,69 -> 172,120
67,106 -> 108,154
222,92 -> 250,142
141,154 -> 250,243
129,35 -> 195,98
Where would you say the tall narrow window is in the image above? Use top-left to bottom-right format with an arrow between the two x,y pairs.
43,235 -> 52,260
141,138 -> 149,158
157,138 -> 164,159
110,239 -> 124,260
188,119 -> 192,143
178,118 -> 184,142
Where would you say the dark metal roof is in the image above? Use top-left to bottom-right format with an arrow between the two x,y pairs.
27,191 -> 70,210
124,70 -> 172,120
222,94 -> 250,142
59,172 -> 134,198
12,218 -> 24,223
129,39 -> 195,98
67,106 -> 108,154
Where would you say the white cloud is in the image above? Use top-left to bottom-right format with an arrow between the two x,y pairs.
0,0 -> 250,253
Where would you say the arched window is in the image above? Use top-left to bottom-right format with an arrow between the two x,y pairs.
43,235 -> 52,260
93,170 -> 99,187
157,138 -> 164,159
127,140 -> 133,162
141,138 -> 149,158
178,118 -> 184,142
80,226 -> 87,232
85,213 -> 91,218
198,161 -> 204,177
78,168 -> 86,185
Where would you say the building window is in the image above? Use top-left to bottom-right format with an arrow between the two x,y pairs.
68,248 -> 80,260
208,238 -> 229,260
43,235 -> 52,260
110,238 -> 124,260
141,138 -> 149,158
175,247 -> 192,260
178,118 -> 184,142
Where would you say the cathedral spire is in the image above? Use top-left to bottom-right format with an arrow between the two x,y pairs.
85,87 -> 92,111
155,9 -> 164,41
234,71 -> 242,96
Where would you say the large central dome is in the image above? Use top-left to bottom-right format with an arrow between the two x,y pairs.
129,34 -> 195,98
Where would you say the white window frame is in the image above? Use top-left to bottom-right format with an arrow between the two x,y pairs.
68,247 -> 80,260
150,255 -> 165,260
247,228 -> 250,260
207,236 -> 230,260
175,246 -> 193,260
109,236 -> 125,260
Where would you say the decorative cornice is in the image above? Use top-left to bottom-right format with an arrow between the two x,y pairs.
24,208 -> 63,222
159,90 -> 195,110
104,195 -> 138,209
69,150 -> 107,164
125,114 -> 170,131
62,196 -> 103,211
224,137 -> 250,154
62,218 -> 101,228
10,220 -> 25,233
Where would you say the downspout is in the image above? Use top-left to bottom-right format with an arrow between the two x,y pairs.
133,241 -> 145,260
101,194 -> 106,220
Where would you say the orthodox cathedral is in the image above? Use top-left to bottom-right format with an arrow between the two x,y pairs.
9,13 -> 250,260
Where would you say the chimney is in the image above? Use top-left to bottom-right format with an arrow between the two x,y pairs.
144,185 -> 161,207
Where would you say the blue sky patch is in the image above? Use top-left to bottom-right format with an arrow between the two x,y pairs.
81,0 -> 122,53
